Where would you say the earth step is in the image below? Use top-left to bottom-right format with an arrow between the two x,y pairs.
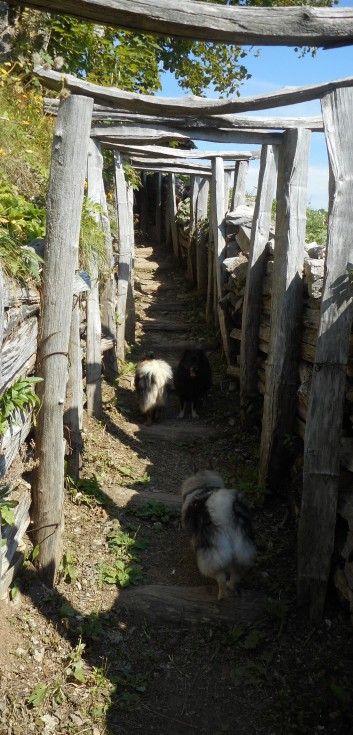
134,247 -> 154,257
108,486 -> 180,509
136,281 -> 172,293
135,259 -> 173,272
134,422 -> 218,442
141,320 -> 192,332
139,338 -> 218,353
118,585 -> 265,626
144,300 -> 195,312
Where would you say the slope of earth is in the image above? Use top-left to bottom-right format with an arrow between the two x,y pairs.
0,240 -> 352,735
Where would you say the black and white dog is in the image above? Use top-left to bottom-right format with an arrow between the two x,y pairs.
134,352 -> 173,425
181,468 -> 256,600
174,348 -> 212,419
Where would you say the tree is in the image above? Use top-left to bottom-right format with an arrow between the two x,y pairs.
0,0 -> 337,97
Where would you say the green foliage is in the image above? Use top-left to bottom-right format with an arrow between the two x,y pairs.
66,473 -> 109,508
0,485 -> 18,527
0,376 -> 43,437
305,207 -> 328,245
59,551 -> 78,583
132,500 -> 178,524
66,640 -> 87,684
27,682 -> 49,708
0,179 -> 45,281
122,162 -> 142,191
79,196 -> 110,278
98,520 -> 146,588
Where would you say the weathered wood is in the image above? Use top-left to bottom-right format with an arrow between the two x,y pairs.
258,129 -> 311,489
118,584 -> 265,626
168,173 -> 179,259
211,157 -> 231,364
206,179 -> 215,322
64,293 -> 83,482
0,488 -> 31,578
186,175 -> 198,283
240,145 -> 279,421
231,160 -> 249,211
155,172 -> 162,245
104,129 -> 281,147
36,66 -> 353,117
3,279 -> 39,309
132,162 -> 216,177
125,182 -> 135,344
3,302 -> 39,339
46,101 -> 324,130
86,138 -> 103,418
101,142 -> 261,161
19,2 -> 353,46
196,177 -> 209,296
0,409 -> 32,479
297,87 -> 353,623
32,94 -> 93,586
114,152 -> 132,361
100,176 -> 118,382
97,125 -> 191,145
1,317 -> 38,394
129,156 -> 238,172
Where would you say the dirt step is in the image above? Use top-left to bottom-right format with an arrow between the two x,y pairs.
141,320 -> 193,332
134,422 -> 218,442
108,486 -> 180,509
118,585 -> 265,626
143,302 -> 194,313
135,259 -> 173,272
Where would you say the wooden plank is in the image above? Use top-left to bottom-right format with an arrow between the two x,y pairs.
98,142 -> 261,160
17,2 -> 353,46
211,157 -> 231,364
100,176 -> 118,381
104,129 -> 282,147
46,101 -> 324,130
125,183 -> 136,344
118,584 -> 265,626
168,173 -> 179,260
297,87 -> 353,623
1,317 -> 38,394
64,293 -> 83,482
114,152 -> 132,361
240,145 -> 279,422
258,128 -> 311,489
196,177 -> 209,296
0,489 -> 31,577
230,160 -> 249,211
127,156 -> 238,172
0,409 -> 32,479
36,66 -> 353,117
32,94 -> 93,586
86,138 -> 103,418
155,172 -> 162,245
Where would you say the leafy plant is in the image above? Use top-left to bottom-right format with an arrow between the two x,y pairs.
27,682 -> 49,708
0,376 -> 43,436
79,196 -> 109,279
98,520 -> 146,588
0,485 -> 18,526
66,473 -> 109,508
65,640 -> 87,684
133,500 -> 178,524
59,551 -> 78,583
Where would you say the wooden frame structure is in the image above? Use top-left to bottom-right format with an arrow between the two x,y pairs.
6,0 -> 353,623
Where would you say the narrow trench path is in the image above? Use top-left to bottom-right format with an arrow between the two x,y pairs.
111,239 -> 266,626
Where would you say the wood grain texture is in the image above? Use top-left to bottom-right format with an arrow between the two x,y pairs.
258,128 -> 311,489
298,87 -> 353,622
11,2 -> 353,46
32,94 -> 93,586
211,157 -> 231,364
86,138 -> 103,418
114,152 -> 132,361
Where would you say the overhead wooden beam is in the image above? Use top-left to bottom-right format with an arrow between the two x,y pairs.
101,129 -> 282,146
45,99 -> 324,131
93,125 -> 191,145
36,67 -> 353,117
98,143 -> 261,161
9,1 -> 353,48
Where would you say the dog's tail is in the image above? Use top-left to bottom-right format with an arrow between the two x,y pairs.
135,359 -> 172,413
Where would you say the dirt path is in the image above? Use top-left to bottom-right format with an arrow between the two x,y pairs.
0,241 -> 352,735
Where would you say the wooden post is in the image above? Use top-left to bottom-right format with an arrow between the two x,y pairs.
224,170 -> 232,212
196,177 -> 209,296
206,174 -> 215,322
240,144 -> 279,420
258,128 -> 311,489
168,173 -> 179,258
32,94 -> 93,586
297,87 -> 353,622
155,172 -> 162,245
140,172 -> 149,236
114,152 -> 132,362
187,175 -> 199,282
230,160 -> 249,211
125,183 -> 135,345
100,182 -> 118,382
211,156 -> 231,363
86,138 -> 103,418
64,292 -> 83,481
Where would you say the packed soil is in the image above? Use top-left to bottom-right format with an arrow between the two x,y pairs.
0,241 -> 352,735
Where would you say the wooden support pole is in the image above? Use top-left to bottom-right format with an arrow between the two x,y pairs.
100,181 -> 118,382
206,175 -> 215,323
211,156 -> 231,363
196,177 -> 209,296
32,94 -> 93,586
224,170 -> 232,212
140,172 -> 149,236
114,152 -> 132,362
187,175 -> 199,282
258,128 -> 311,489
86,138 -> 103,417
64,292 -> 83,481
155,172 -> 162,244
231,160 -> 249,211
240,144 -> 279,421
125,183 -> 135,345
168,173 -> 179,259
297,87 -> 353,622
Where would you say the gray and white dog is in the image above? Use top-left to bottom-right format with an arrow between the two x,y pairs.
181,468 -> 256,600
134,352 -> 173,426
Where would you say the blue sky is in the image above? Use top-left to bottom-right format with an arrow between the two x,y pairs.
160,0 -> 353,209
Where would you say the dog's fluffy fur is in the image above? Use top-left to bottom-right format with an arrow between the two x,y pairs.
181,469 -> 256,600
174,348 -> 212,419
134,352 -> 173,425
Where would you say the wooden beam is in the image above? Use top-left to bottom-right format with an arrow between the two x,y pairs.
102,130 -> 282,146
258,128 -> 311,489
45,99 -> 324,130
86,138 -> 103,418
32,94 -> 93,586
230,160 -> 249,211
196,177 -> 209,296
297,87 -> 353,623
10,1 -> 353,47
36,66 -> 353,117
92,142 -> 261,161
168,173 -> 179,259
211,157 -> 231,364
114,152 -> 132,361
